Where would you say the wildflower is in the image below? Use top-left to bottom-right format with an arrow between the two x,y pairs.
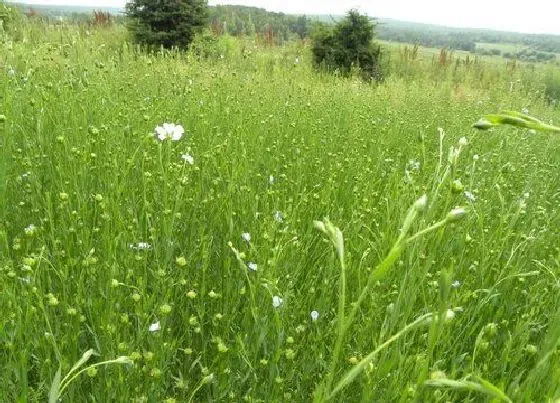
181,153 -> 194,165
241,232 -> 251,242
473,154 -> 480,161
247,262 -> 258,271
408,159 -> 420,171
458,137 -> 468,146
446,207 -> 467,222
445,309 -> 455,321
274,211 -> 284,223
175,256 -> 187,267
159,304 -> 172,315
464,191 -> 476,202
129,242 -> 152,250
24,224 -> 37,236
155,123 -> 184,141
148,321 -> 161,332
451,179 -> 464,193
269,175 -> 275,185
272,295 -> 283,308
310,310 -> 319,322
217,341 -> 228,353
451,280 -> 461,288
526,344 -> 537,354
413,194 -> 428,212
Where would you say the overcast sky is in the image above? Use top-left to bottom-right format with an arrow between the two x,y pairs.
13,0 -> 560,35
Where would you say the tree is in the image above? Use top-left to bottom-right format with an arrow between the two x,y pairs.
311,9 -> 382,81
126,0 -> 208,50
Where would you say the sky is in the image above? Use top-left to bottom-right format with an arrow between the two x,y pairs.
12,0 -> 560,35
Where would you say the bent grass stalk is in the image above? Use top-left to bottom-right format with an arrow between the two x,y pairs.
425,375 -> 512,402
314,195 -> 467,401
474,110 -> 560,133
327,312 -> 435,400
49,350 -> 131,403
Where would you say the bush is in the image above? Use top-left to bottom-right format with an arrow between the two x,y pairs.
311,9 -> 383,81
126,0 -> 208,50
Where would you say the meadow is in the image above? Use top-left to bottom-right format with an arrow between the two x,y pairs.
1,22 -> 560,402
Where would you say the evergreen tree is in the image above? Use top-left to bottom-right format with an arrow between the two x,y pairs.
126,0 -> 208,50
311,9 -> 383,81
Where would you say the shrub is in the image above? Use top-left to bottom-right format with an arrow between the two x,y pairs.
311,9 -> 383,81
125,0 -> 208,50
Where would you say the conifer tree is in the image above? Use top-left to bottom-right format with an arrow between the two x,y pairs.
126,0 -> 208,50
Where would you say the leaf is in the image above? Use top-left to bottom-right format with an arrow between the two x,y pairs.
61,349 -> 96,386
473,111 -> 560,133
425,376 -> 512,402
48,367 -> 62,403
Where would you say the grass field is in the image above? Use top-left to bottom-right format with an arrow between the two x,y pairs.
1,23 -> 560,402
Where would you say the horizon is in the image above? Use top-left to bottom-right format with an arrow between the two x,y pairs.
7,0 -> 560,36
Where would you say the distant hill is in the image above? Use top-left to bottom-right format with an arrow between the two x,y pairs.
7,2 -> 124,15
7,2 -> 560,53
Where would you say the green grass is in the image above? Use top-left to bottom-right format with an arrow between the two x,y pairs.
1,23 -> 560,402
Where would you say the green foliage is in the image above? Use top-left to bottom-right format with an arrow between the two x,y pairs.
125,0 -> 208,49
0,1 -> 24,37
2,19 -> 560,403
543,67 -> 560,104
208,5 -> 308,43
474,110 -> 560,133
311,10 -> 382,81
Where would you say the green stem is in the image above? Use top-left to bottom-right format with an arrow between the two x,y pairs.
328,313 -> 433,400
324,252 -> 347,395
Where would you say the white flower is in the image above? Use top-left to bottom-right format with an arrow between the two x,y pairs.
274,211 -> 284,223
241,232 -> 251,242
247,262 -> 258,271
446,207 -> 467,222
473,154 -> 479,161
269,175 -> 275,185
294,57 -> 299,64
522,107 -> 529,114
464,191 -> 476,202
272,295 -> 283,308
181,153 -> 194,165
155,123 -> 184,141
310,310 -> 319,321
148,321 -> 161,332
408,159 -> 420,171
451,280 -> 461,288
458,137 -> 468,147
413,194 -> 428,212
24,224 -> 37,235
445,309 -> 455,321
129,242 -> 152,250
